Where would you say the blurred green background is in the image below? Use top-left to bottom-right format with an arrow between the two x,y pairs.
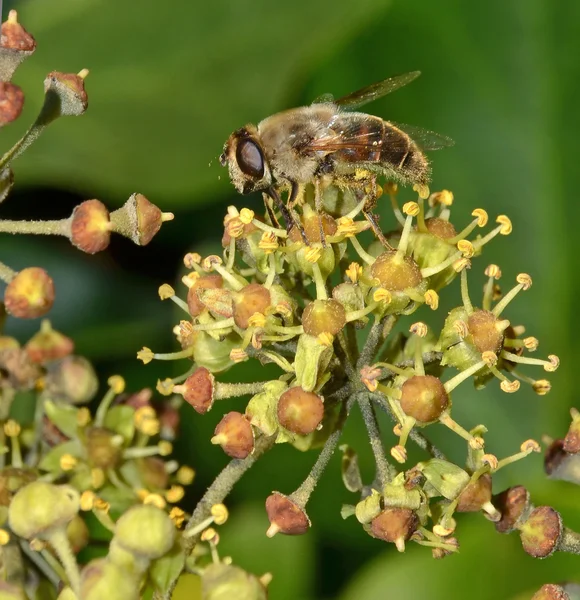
2,0 -> 580,598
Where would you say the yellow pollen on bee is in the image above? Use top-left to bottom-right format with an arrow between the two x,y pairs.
472,209 -> 489,227
424,289 -> 439,310
158,283 -> 175,300
457,240 -> 475,258
496,215 -> 512,235
484,264 -> 502,279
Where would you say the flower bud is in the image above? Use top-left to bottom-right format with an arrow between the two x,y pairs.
494,486 -> 532,533
85,427 -> 122,469
4,267 -> 54,318
202,563 -> 268,600
399,375 -> 449,423
70,200 -> 111,253
265,492 -> 310,536
25,320 -> 74,364
80,559 -> 139,600
191,330 -> 238,373
186,274 -> 223,317
0,11 -> 36,81
8,482 -> 79,539
519,506 -> 563,558
179,367 -> 215,414
367,507 -> 419,550
211,412 -> 254,459
417,459 -> 470,500
531,584 -> 571,600
302,299 -> 346,337
0,82 -> 24,126
45,355 -> 98,404
456,473 -> 492,512
110,193 -> 172,246
277,386 -> 324,435
371,251 -> 422,291
233,284 -> 271,329
44,71 -> 88,117
67,514 -> 89,553
114,504 -> 175,560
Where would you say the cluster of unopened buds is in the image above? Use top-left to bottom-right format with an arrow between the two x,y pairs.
140,175 -> 561,569
0,10 -> 172,320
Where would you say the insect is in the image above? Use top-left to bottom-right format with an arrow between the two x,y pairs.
220,71 -> 453,243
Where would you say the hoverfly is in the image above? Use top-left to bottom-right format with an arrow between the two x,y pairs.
220,71 -> 453,243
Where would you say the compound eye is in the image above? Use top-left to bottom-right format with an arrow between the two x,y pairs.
236,139 -> 265,179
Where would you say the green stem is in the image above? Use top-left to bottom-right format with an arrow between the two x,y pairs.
0,219 -> 69,236
559,528 -> 580,555
47,528 -> 81,597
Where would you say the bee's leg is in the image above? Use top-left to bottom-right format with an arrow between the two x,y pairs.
360,183 -> 393,249
314,178 -> 327,247
267,186 -> 307,244
263,192 -> 282,229
287,181 -> 309,245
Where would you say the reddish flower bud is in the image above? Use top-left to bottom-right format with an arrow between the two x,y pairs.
85,427 -> 122,469
399,375 -> 449,423
519,506 -> 563,558
1,12 -> 35,52
0,82 -> 24,126
531,584 -> 570,600
265,492 -> 310,536
45,355 -> 98,405
187,275 -> 223,317
45,71 -> 88,116
370,251 -> 422,291
211,412 -> 254,459
25,321 -> 74,364
110,193 -> 172,246
233,284 -> 271,329
466,310 -> 505,354
494,486 -> 532,533
4,267 -> 54,319
277,386 -> 324,435
424,217 -> 457,240
302,299 -> 346,337
179,367 -> 215,414
70,200 -> 111,253
368,507 -> 419,550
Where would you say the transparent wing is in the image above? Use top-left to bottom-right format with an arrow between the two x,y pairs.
390,121 -> 454,151
332,71 -> 421,109
312,92 -> 335,104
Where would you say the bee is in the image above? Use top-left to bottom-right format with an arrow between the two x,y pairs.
220,71 -> 453,243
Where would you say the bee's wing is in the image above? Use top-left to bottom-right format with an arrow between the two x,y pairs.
390,122 -> 454,151
312,92 -> 335,104
331,71 -> 421,110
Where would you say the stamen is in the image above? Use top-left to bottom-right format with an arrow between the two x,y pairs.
447,209 -> 488,244
311,262 -> 328,300
397,202 -> 418,257
444,359 -> 486,393
492,273 -> 532,317
500,350 -> 559,372
350,236 -> 375,265
460,268 -> 474,315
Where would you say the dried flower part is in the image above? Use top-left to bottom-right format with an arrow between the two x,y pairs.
233,284 -> 271,329
467,310 -> 505,354
531,584 -> 570,600
0,346 -> 41,389
277,386 -> 324,435
178,367 -> 215,413
45,355 -> 98,404
519,506 -> 563,558
25,320 -> 74,363
85,428 -> 122,469
288,211 -> 337,244
265,492 -> 310,536
368,507 -> 419,550
424,217 -> 457,239
70,200 -> 111,253
110,193 -> 173,246
202,563 -> 268,600
456,473 -> 492,512
370,251 -> 422,291
399,375 -> 449,423
0,82 -> 24,126
114,504 -> 175,560
211,412 -> 254,458
186,274 -> 224,317
4,267 -> 55,319
302,299 -> 346,337
494,486 -> 532,533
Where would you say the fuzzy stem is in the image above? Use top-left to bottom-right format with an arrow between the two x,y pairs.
215,381 -> 270,400
559,528 -> 580,555
47,528 -> 81,597
0,219 -> 69,236
0,261 -> 16,283
357,315 -> 396,370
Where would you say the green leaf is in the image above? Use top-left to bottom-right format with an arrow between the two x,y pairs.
148,540 -> 186,596
38,439 -> 82,471
43,399 -> 80,438
104,405 -> 135,443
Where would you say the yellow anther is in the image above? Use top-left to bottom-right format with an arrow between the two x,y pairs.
336,217 -> 359,237
226,217 -> 245,238
258,231 -> 279,254
545,355 -> 560,372
108,375 -> 125,394
482,351 -> 498,367
346,262 -> 363,283
481,454 -> 499,470
373,288 -> 392,304
136,489 -> 149,502
521,439 -> 541,453
59,454 -> 78,471
393,423 -> 403,436
134,406 -> 157,430
413,183 -> 430,200
468,436 -> 485,450
230,348 -> 249,363
471,208 -> 488,227
3,420 -> 20,437
532,379 -> 551,395
402,201 -> 420,217
496,215 -> 512,235
304,246 -> 322,263
274,302 -> 292,318
158,283 -> 175,300
410,322 -> 428,338
156,378 -> 175,396
202,255 -> 223,272
453,320 -> 469,338
317,332 -> 334,347
181,271 -> 200,288
452,257 -> 471,272
429,189 -> 454,207
433,523 -> 455,537
247,312 -> 267,328
0,530 -> 10,545
201,527 -> 219,544
144,493 -> 167,509
500,380 -> 520,393
75,408 -> 90,429
93,497 -> 110,513
457,239 -> 475,258
176,465 -> 195,486
523,337 -> 539,351
484,264 -> 502,279
169,506 -> 186,528
183,252 -> 202,268
166,485 -> 185,504
424,289 -> 439,310
137,347 -> 154,364
516,273 -> 532,290
239,208 -> 255,224
80,491 -> 96,511
159,441 -> 173,456
211,503 -> 229,525
91,468 -> 105,489
390,445 -> 407,464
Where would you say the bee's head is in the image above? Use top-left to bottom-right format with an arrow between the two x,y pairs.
220,126 -> 272,195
